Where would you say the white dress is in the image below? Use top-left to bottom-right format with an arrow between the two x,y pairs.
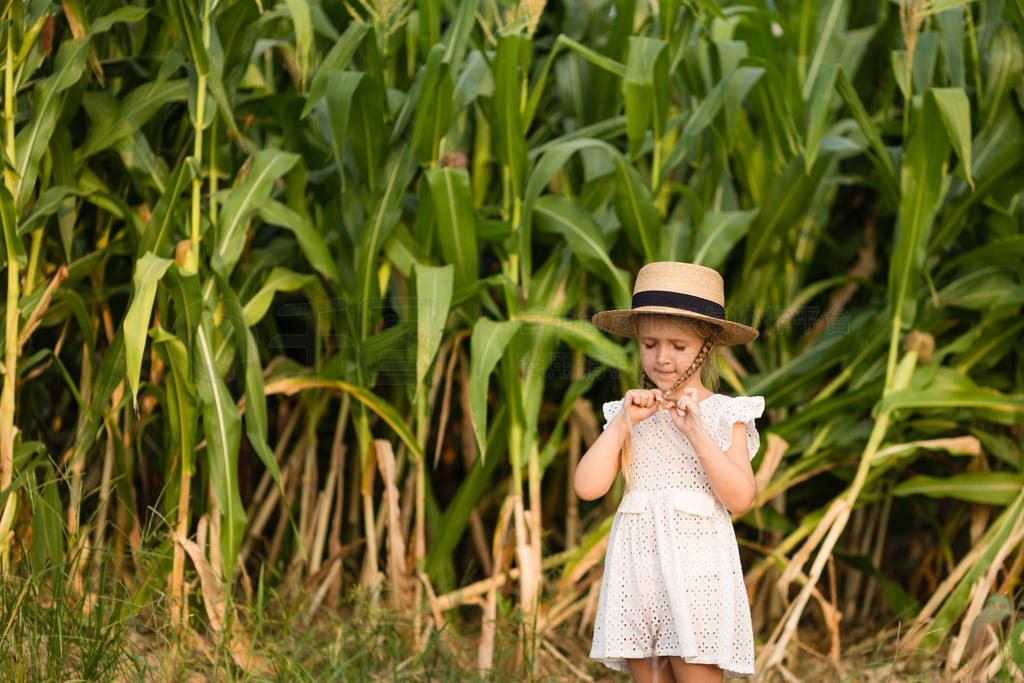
589,393 -> 764,678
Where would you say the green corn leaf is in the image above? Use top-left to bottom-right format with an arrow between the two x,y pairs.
804,63 -> 839,172
454,49 -> 494,107
68,332 -> 125,470
242,267 -> 315,326
151,326 -> 198,476
162,263 -> 203,345
167,0 -> 210,75
892,473 -> 1024,506
301,21 -> 369,118
54,289 -> 96,351
324,71 -> 386,190
418,0 -> 441,49
614,161 -> 662,262
115,131 -> 169,196
413,263 -> 454,398
518,310 -> 631,372
623,36 -> 669,159
424,404 -> 507,583
1008,621 -> 1024,674
743,151 -> 832,274
47,128 -> 77,262
424,167 -> 477,288
216,149 -> 300,275
13,11 -> 51,70
29,461 -> 65,568
912,34 -> 940,93
384,223 -> 429,278
801,0 -> 846,100
516,133 -> 615,295
469,319 -> 522,459
524,138 -> 619,229
659,0 -> 681,39
658,66 -> 759,186
347,78 -> 387,191
932,134 -> 1024,254
983,24 -> 1024,127
257,199 -> 338,282
890,89 -> 950,329
356,146 -> 415,341
935,267 -> 1024,311
493,32 -> 528,199
936,8 -> 965,88
212,271 -> 284,492
324,70 -> 364,177
517,315 -> 563,443
90,6 -> 148,33
892,50 -> 910,100
441,0 -> 480,72
194,312 -> 245,577
533,195 -> 631,309
283,0 -> 313,87
0,185 -> 25,267
137,160 -> 195,258
411,46 -> 455,165
691,209 -> 759,271
835,66 -> 898,196
201,18 -> 241,138
876,388 -> 1024,425
538,368 -> 604,472
917,0 -> 981,16
13,37 -> 89,205
264,377 -> 424,461
554,34 -> 627,78
525,245 -> 574,316
80,79 -> 189,160
930,88 -> 972,186
123,252 -> 174,407
523,33 -> 626,129
922,494 -> 1024,651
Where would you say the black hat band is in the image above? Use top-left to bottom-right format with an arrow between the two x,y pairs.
631,290 -> 725,320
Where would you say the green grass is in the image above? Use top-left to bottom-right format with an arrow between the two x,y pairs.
0,553 -> 147,681
1,536 -> 1019,681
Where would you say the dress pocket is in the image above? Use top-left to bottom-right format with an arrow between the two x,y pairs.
669,488 -> 718,517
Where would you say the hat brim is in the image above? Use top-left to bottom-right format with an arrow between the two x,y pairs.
591,306 -> 758,345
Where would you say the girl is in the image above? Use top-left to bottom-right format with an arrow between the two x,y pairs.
576,261 -> 763,682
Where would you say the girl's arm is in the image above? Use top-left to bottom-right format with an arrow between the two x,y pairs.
686,422 -> 756,514
573,411 -> 629,500
574,389 -> 662,500
669,388 -> 757,513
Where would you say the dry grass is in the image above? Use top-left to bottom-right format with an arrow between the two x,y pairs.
2,555 -> 1019,682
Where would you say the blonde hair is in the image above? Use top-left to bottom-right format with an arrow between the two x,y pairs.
620,314 -> 723,486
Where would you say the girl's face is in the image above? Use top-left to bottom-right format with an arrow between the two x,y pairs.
636,316 -> 706,393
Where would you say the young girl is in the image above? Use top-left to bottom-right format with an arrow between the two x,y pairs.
576,261 -> 763,682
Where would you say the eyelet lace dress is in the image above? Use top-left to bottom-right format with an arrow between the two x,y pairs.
589,393 -> 764,678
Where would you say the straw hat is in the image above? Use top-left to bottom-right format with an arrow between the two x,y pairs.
591,262 -> 758,345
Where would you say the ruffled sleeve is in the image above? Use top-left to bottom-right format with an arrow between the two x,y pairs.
602,399 -> 623,431
718,395 -> 765,461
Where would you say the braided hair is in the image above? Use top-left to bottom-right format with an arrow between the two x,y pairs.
622,315 -> 722,486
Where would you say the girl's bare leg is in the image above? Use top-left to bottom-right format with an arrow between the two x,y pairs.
667,657 -> 724,683
627,657 -> 678,683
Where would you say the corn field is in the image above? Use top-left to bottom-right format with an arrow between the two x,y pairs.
0,0 -> 1022,678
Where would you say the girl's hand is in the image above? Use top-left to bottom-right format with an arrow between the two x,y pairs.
667,387 -> 704,437
621,388 -> 664,427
